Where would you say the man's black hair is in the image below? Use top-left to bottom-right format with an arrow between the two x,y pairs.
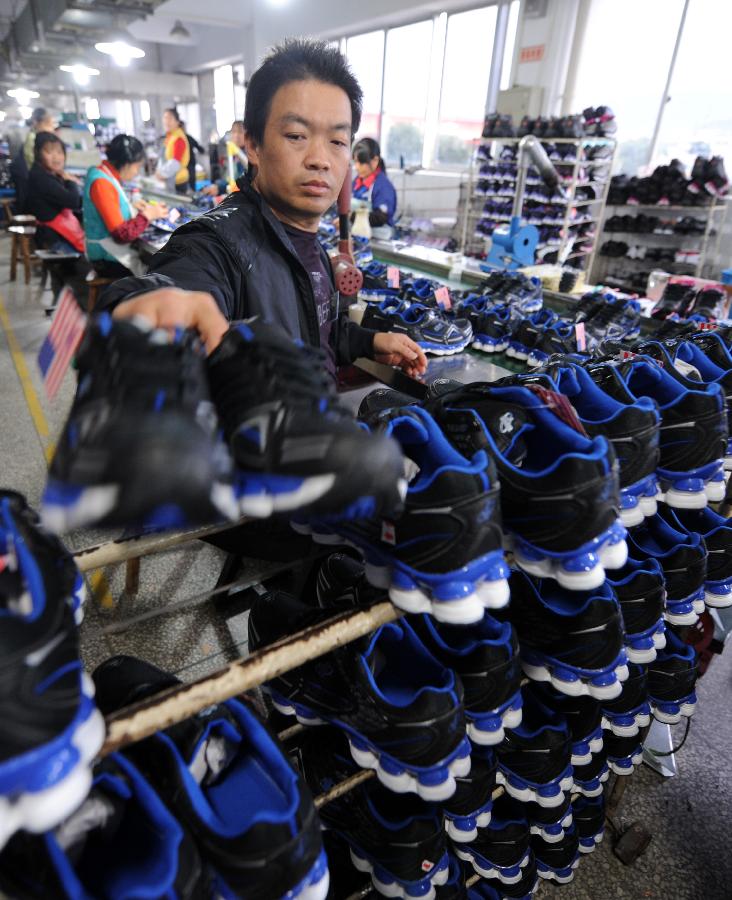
244,39 -> 363,144
34,131 -> 65,163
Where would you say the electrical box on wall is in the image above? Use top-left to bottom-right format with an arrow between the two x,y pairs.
497,86 -> 544,119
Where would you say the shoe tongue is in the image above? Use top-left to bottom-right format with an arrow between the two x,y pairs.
187,717 -> 242,786
55,776 -> 129,859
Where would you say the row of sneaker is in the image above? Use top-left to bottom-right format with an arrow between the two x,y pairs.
478,141 -> 613,167
600,240 -> 702,267
604,213 -> 707,235
40,314 -> 411,534
359,292 -> 473,356
607,157 -> 728,207
481,109 -> 616,140
651,279 -> 727,321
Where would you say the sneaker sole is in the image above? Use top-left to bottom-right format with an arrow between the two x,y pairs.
496,767 -> 574,808
466,689 -> 523,746
601,706 -> 651,738
454,847 -> 532,885
578,829 -> 605,853
625,620 -> 666,664
350,847 -> 449,900
237,473 -> 336,517
704,585 -> 732,609
664,589 -> 705,626
270,693 -> 470,802
520,653 -> 629,701
472,339 -> 509,354
573,762 -> 610,797
607,750 -> 644,776
536,856 -> 580,883
529,810 -> 573,843
571,730 -> 604,766
444,802 -> 493,843
288,847 -> 331,900
0,672 -> 105,850
649,693 -> 697,724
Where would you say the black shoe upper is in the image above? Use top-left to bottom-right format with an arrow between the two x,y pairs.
442,747 -> 496,819
496,688 -> 572,785
531,825 -> 580,869
466,795 -> 530,869
607,560 -> 666,637
601,663 -> 648,716
646,629 -> 699,703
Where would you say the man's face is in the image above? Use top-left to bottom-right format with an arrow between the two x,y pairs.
244,79 -> 352,228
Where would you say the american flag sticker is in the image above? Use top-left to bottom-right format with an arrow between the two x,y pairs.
38,286 -> 87,400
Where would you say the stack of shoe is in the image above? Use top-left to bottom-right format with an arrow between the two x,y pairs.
607,156 -> 727,206
582,106 -> 617,137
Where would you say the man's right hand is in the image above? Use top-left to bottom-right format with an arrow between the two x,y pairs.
112,288 -> 228,354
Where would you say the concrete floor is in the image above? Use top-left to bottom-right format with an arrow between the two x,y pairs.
1,232 -> 731,899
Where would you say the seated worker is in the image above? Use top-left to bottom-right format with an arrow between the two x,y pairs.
101,40 -> 426,382
201,120 -> 248,197
26,132 -> 84,254
11,107 -> 57,213
352,137 -> 397,239
156,107 -> 191,195
84,134 -> 169,279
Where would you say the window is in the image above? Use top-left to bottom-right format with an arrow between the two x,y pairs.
651,0 -> 732,173
346,30 -> 385,141
569,0 -> 685,174
233,64 -> 246,123
436,6 -> 498,166
85,97 -> 100,120
213,63 -> 236,137
115,99 -> 134,135
139,99 -> 151,122
381,20 -> 434,167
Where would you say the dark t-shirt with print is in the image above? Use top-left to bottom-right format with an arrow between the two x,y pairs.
283,223 -> 336,379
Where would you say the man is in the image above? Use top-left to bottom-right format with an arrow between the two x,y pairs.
102,40 -> 426,380
23,107 -> 56,168
202,120 -> 248,197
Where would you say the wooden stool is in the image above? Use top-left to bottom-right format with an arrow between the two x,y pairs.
87,276 -> 114,313
10,213 -> 36,226
0,197 -> 15,227
9,225 -> 38,284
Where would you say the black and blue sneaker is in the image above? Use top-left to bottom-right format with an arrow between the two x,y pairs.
362,260 -> 389,289
528,685 -> 603,766
0,753 -> 209,899
646,627 -> 699,724
442,747 -> 497,843
606,557 -> 667,663
627,512 -> 707,626
495,687 -> 573,808
438,855 -> 469,899
600,663 -> 651,737
295,726 -> 450,899
500,571 -> 628,701
603,731 -> 644,775
471,303 -> 513,354
572,794 -> 605,854
92,655 -> 328,900
658,505 -> 732,609
298,406 -> 510,624
0,493 -> 105,851
571,745 -> 610,797
409,613 -> 522,746
527,322 -> 578,369
361,299 -> 471,355
468,854 -> 539,900
523,794 -> 574,845
453,795 -> 532,885
594,357 -> 727,509
532,824 -> 581,884
42,313 -> 238,533
248,591 -> 470,801
207,320 -> 406,520
425,382 -> 626,591
548,364 -> 661,527
506,310 -> 557,361
503,275 -> 543,315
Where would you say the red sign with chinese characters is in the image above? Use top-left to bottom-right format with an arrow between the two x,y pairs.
520,44 -> 545,63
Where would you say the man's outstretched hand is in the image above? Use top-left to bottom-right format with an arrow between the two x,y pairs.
112,288 -> 228,355
373,331 -> 428,379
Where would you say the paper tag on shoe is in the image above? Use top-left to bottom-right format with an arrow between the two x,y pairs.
574,321 -> 586,352
387,266 -> 400,288
435,286 -> 452,310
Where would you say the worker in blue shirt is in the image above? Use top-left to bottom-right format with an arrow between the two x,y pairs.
352,137 -> 397,239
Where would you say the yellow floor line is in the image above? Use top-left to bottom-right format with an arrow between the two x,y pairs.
0,291 -> 115,609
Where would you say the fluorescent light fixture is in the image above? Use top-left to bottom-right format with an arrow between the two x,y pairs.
7,88 -> 39,106
170,20 -> 191,40
18,105 -> 32,119
95,40 -> 145,67
59,63 -> 100,86
140,99 -> 151,122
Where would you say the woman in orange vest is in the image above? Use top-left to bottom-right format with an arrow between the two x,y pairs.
156,107 -> 190,195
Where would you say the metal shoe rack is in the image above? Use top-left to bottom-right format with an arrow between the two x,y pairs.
460,136 -> 617,273
591,197 -> 731,287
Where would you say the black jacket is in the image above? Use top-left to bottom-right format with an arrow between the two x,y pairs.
99,177 -> 375,367
26,163 -> 81,222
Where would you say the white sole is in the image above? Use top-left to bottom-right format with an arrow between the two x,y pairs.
350,848 -> 448,900
520,659 -> 628,701
445,808 -> 492,843
239,474 -> 336,517
467,702 -> 522,746
496,769 -> 573,808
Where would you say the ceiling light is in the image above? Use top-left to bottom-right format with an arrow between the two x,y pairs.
18,105 -> 32,119
170,20 -> 191,40
95,39 -> 145,67
7,88 -> 39,106
59,63 -> 100,86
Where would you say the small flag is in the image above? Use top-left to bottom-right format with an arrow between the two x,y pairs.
38,286 -> 87,400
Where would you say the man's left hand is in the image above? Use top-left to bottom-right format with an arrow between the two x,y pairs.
373,332 -> 428,379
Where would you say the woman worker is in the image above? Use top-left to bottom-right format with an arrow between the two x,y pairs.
156,107 -> 191,195
26,132 -> 83,253
352,137 -> 398,239
84,134 -> 169,278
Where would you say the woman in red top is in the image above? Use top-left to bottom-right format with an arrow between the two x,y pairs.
83,134 -> 169,278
